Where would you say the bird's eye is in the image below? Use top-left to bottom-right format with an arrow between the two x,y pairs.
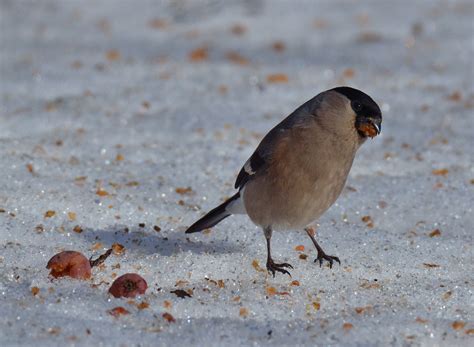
352,101 -> 362,112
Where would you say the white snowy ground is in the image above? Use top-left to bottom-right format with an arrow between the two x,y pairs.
0,0 -> 473,346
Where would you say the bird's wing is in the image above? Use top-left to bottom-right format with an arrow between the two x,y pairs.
234,129 -> 281,189
234,105 -> 315,190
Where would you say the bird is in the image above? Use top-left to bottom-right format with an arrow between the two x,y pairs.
185,86 -> 382,277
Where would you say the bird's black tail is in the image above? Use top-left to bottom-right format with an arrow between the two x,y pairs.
185,192 -> 240,233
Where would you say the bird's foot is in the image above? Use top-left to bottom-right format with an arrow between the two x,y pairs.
266,259 -> 293,277
314,251 -> 340,269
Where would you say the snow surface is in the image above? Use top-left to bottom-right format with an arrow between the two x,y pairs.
1,0 -> 473,346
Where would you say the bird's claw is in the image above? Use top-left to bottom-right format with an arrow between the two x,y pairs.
266,260 -> 293,277
314,252 -> 340,269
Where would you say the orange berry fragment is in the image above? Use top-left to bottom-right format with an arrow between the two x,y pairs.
108,306 -> 130,317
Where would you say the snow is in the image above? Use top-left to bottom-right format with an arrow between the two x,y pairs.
1,0 -> 473,346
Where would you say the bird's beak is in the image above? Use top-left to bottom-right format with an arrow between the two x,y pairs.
356,116 -> 382,138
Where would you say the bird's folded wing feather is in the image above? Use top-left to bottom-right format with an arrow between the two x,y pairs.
234,105 -> 315,190
234,140 -> 272,189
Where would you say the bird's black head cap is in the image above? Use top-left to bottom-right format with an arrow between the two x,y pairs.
331,86 -> 382,119
331,86 -> 382,138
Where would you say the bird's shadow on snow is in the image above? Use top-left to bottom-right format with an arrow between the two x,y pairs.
78,225 -> 241,256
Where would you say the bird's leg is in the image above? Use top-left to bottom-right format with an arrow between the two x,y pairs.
305,227 -> 340,268
264,226 -> 293,277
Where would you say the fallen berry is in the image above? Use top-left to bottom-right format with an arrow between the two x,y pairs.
109,273 -> 147,298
